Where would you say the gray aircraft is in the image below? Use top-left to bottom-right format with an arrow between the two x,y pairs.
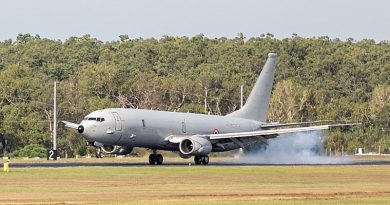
63,53 -> 346,165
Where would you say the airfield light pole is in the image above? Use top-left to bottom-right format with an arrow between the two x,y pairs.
53,81 -> 57,151
47,81 -> 58,160
240,85 -> 243,108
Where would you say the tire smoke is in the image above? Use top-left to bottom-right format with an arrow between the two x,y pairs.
234,131 -> 351,164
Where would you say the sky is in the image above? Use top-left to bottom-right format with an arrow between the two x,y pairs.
1,0 -> 389,42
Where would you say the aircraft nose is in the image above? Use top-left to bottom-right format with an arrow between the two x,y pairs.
78,125 -> 84,133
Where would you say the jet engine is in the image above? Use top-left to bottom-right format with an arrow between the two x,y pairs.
101,145 -> 133,155
179,153 -> 192,159
179,135 -> 212,156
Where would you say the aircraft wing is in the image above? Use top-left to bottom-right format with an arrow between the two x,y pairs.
259,120 -> 332,129
208,124 -> 356,140
62,121 -> 80,129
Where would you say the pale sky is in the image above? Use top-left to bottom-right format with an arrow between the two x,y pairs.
1,0 -> 389,42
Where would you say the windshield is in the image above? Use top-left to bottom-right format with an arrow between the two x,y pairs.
84,117 -> 105,122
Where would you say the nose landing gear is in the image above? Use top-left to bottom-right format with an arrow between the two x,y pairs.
95,147 -> 104,158
148,150 -> 163,165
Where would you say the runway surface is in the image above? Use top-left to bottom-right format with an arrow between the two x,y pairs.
6,160 -> 390,168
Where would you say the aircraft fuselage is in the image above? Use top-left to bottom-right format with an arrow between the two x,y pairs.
80,108 -> 261,152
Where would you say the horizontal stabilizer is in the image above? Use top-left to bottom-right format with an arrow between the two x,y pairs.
62,121 -> 80,129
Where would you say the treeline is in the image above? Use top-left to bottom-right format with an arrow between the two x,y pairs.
0,33 -> 389,157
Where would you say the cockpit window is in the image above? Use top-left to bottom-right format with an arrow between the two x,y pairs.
85,117 -> 105,122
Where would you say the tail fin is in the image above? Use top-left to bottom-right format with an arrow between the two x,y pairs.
227,53 -> 277,122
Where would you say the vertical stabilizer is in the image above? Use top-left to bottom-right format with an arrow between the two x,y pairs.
227,53 -> 277,122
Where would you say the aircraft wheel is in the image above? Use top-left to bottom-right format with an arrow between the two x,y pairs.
96,148 -> 104,158
149,154 -> 157,165
156,154 -> 163,165
194,156 -> 202,165
202,155 -> 209,165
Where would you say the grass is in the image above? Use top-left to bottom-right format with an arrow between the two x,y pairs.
5,153 -> 390,163
0,165 -> 390,204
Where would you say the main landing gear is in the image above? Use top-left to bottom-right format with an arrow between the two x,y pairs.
194,155 -> 209,165
148,151 -> 209,165
149,150 -> 163,165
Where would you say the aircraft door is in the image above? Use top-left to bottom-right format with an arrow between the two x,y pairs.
112,112 -> 122,131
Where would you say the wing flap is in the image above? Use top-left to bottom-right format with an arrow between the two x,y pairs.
260,120 -> 332,129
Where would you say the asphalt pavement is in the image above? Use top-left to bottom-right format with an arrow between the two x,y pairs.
5,160 -> 390,168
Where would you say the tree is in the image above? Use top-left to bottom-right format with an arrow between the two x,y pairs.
268,80 -> 310,122
0,33 -> 389,155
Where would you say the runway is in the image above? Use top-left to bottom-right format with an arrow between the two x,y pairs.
6,160 -> 390,168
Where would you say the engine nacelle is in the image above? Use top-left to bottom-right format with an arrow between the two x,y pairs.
179,153 -> 192,159
102,145 -> 133,155
179,135 -> 212,156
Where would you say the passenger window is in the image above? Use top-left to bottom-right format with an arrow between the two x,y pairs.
89,118 -> 96,121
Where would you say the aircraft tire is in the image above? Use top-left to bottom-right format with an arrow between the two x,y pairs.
96,149 -> 104,158
202,155 -> 209,165
149,154 -> 157,165
156,154 -> 163,165
194,156 -> 202,165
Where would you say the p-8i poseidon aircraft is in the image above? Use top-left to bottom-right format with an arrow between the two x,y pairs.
63,53 -> 345,165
